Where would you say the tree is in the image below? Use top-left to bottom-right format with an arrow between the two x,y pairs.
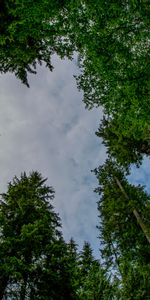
79,242 -> 95,278
66,238 -> 80,295
77,242 -> 114,299
94,159 -> 150,296
96,116 -> 150,169
119,262 -> 150,300
73,1 -> 149,108
0,171 -> 76,299
78,261 -> 114,300
70,1 -> 150,145
0,0 -> 75,86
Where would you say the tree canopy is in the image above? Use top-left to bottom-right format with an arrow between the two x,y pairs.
96,116 -> 150,168
66,1 -> 150,161
0,0 -> 150,298
0,0 -> 75,86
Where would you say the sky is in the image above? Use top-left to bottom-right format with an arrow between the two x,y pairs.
129,158 -> 150,194
0,55 -> 107,257
0,55 -> 150,258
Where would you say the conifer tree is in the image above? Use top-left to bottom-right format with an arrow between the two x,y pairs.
78,242 -> 113,299
0,171 -> 75,300
94,159 -> 150,297
67,238 -> 80,295
96,116 -> 150,169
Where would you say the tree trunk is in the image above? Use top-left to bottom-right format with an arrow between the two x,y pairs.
114,176 -> 150,244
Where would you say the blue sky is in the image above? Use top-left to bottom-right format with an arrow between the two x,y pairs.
0,55 -> 149,258
129,158 -> 150,194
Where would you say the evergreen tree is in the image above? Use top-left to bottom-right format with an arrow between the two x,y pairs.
78,262 -> 114,300
94,159 -> 150,297
67,238 -> 80,295
79,242 -> 94,278
96,116 -> 150,169
119,262 -> 150,300
77,242 -> 113,299
0,171 -> 75,299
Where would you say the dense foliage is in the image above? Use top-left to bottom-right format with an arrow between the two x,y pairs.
0,0 -> 75,86
0,172 -> 112,299
96,116 -> 150,168
0,172 -> 76,299
72,1 -> 150,166
94,159 -> 150,298
0,0 -> 150,298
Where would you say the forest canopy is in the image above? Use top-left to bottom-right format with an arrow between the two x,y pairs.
0,0 -> 150,299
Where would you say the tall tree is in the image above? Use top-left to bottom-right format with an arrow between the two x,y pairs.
77,261 -> 115,300
94,159 -> 150,296
77,242 -> 114,299
0,171 -> 75,300
66,238 -> 80,295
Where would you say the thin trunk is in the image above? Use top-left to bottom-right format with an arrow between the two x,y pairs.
114,176 -> 150,244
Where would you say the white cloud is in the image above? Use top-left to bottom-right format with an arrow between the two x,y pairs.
0,56 -> 105,257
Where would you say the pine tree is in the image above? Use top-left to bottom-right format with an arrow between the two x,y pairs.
67,238 -> 80,295
0,171 -> 75,299
77,242 -> 113,299
79,242 -> 94,278
94,159 -> 150,297
96,116 -> 150,169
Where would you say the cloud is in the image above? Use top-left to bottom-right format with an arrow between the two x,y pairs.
0,55 -> 106,256
1,55 -> 149,257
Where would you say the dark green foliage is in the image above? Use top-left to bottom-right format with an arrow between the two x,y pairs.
0,172 -> 76,300
64,0 -> 150,169
0,0 -> 74,86
94,159 -> 150,265
79,242 -> 94,278
78,261 -> 114,300
0,172 -> 114,299
71,1 -> 150,152
96,116 -> 150,168
1,1 -> 150,298
77,242 -> 114,300
94,159 -> 150,297
120,263 -> 150,300
66,238 -> 80,294
74,1 -> 150,108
